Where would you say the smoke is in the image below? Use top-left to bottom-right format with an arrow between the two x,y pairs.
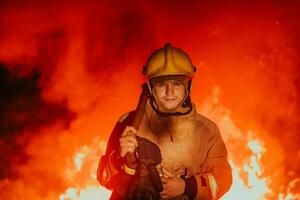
0,0 -> 299,199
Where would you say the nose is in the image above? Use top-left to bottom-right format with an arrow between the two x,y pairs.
166,83 -> 174,95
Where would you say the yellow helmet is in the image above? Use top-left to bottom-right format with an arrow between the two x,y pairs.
143,43 -> 196,79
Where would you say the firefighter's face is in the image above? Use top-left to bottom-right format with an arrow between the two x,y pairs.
153,79 -> 187,110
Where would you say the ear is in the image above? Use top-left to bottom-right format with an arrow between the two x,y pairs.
182,95 -> 191,108
193,66 -> 197,73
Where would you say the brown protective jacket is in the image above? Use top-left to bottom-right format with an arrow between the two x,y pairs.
97,100 -> 232,199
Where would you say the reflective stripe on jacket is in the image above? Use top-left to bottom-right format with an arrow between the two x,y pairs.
97,100 -> 232,199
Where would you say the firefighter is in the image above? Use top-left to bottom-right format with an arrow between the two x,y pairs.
97,43 -> 232,199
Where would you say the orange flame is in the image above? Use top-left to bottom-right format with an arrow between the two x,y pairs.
58,87 -> 299,199
0,1 -> 299,200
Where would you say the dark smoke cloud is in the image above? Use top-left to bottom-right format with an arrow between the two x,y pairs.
85,6 -> 157,76
0,64 -> 75,179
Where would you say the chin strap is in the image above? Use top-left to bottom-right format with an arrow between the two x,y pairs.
149,96 -> 193,117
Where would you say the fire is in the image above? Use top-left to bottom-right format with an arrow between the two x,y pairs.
222,140 -> 269,200
58,88 -> 299,200
60,137 -> 112,200
0,1 -> 299,200
59,186 -> 111,200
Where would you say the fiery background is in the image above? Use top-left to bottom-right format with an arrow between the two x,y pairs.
0,0 -> 299,199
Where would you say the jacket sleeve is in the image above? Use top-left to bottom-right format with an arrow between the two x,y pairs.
97,112 -> 132,190
194,125 -> 232,200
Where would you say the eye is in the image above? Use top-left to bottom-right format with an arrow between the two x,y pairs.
156,83 -> 165,88
174,81 -> 183,86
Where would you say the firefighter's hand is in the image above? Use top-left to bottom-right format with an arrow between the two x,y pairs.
160,176 -> 185,199
119,126 -> 138,158
160,168 -> 185,199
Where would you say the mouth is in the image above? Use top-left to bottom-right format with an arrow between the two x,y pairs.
165,98 -> 177,101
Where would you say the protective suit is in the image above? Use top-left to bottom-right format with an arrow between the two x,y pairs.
97,43 -> 232,199
97,99 -> 232,199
